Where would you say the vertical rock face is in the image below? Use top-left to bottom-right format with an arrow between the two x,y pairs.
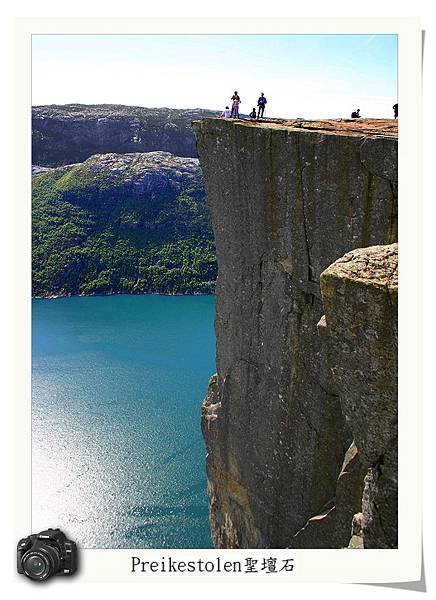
193,118 -> 398,549
319,244 -> 398,548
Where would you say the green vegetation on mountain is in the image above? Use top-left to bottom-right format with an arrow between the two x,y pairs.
32,151 -> 217,297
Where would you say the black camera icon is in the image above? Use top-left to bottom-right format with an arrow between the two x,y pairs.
17,528 -> 78,582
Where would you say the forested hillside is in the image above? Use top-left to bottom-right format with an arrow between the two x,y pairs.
32,151 -> 216,297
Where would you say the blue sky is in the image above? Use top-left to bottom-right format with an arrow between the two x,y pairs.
32,34 -> 397,118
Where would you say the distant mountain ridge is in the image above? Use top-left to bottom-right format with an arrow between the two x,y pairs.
32,104 -> 218,167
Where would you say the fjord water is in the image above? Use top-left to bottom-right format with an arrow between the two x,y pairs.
32,295 -> 215,548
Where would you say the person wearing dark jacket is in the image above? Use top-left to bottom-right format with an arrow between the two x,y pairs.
257,93 -> 267,118
393,103 -> 398,119
249,108 -> 257,119
351,108 -> 361,118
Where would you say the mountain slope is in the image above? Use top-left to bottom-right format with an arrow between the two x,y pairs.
32,151 -> 216,297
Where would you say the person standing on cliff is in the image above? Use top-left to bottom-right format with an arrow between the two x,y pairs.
393,103 -> 398,119
231,91 -> 241,118
257,92 -> 267,118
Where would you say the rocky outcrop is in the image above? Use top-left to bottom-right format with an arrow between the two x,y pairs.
319,244 -> 398,548
53,150 -> 203,192
32,104 -> 218,167
193,118 -> 398,548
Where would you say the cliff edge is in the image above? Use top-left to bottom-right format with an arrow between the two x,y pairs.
193,118 -> 398,548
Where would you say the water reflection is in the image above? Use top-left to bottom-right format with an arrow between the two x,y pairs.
32,295 -> 215,549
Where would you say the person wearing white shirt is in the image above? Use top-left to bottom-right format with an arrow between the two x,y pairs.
221,106 -> 231,118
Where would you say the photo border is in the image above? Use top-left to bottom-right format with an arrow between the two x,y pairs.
14,16 -> 422,583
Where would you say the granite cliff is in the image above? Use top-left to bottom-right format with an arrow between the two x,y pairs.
32,104 -> 217,167
193,118 -> 398,549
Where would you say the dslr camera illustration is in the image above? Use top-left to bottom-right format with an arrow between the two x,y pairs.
17,528 -> 78,582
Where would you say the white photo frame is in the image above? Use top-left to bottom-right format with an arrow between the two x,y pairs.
13,17 -> 422,584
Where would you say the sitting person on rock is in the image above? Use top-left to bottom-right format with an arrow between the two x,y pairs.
249,108 -> 257,119
220,106 -> 231,118
351,108 -> 361,118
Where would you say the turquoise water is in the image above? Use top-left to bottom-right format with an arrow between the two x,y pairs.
32,295 -> 215,549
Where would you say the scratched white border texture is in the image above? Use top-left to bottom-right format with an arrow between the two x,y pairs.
12,16 -> 421,585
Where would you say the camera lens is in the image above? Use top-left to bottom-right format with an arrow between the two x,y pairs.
22,544 -> 61,581
23,552 -> 49,580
